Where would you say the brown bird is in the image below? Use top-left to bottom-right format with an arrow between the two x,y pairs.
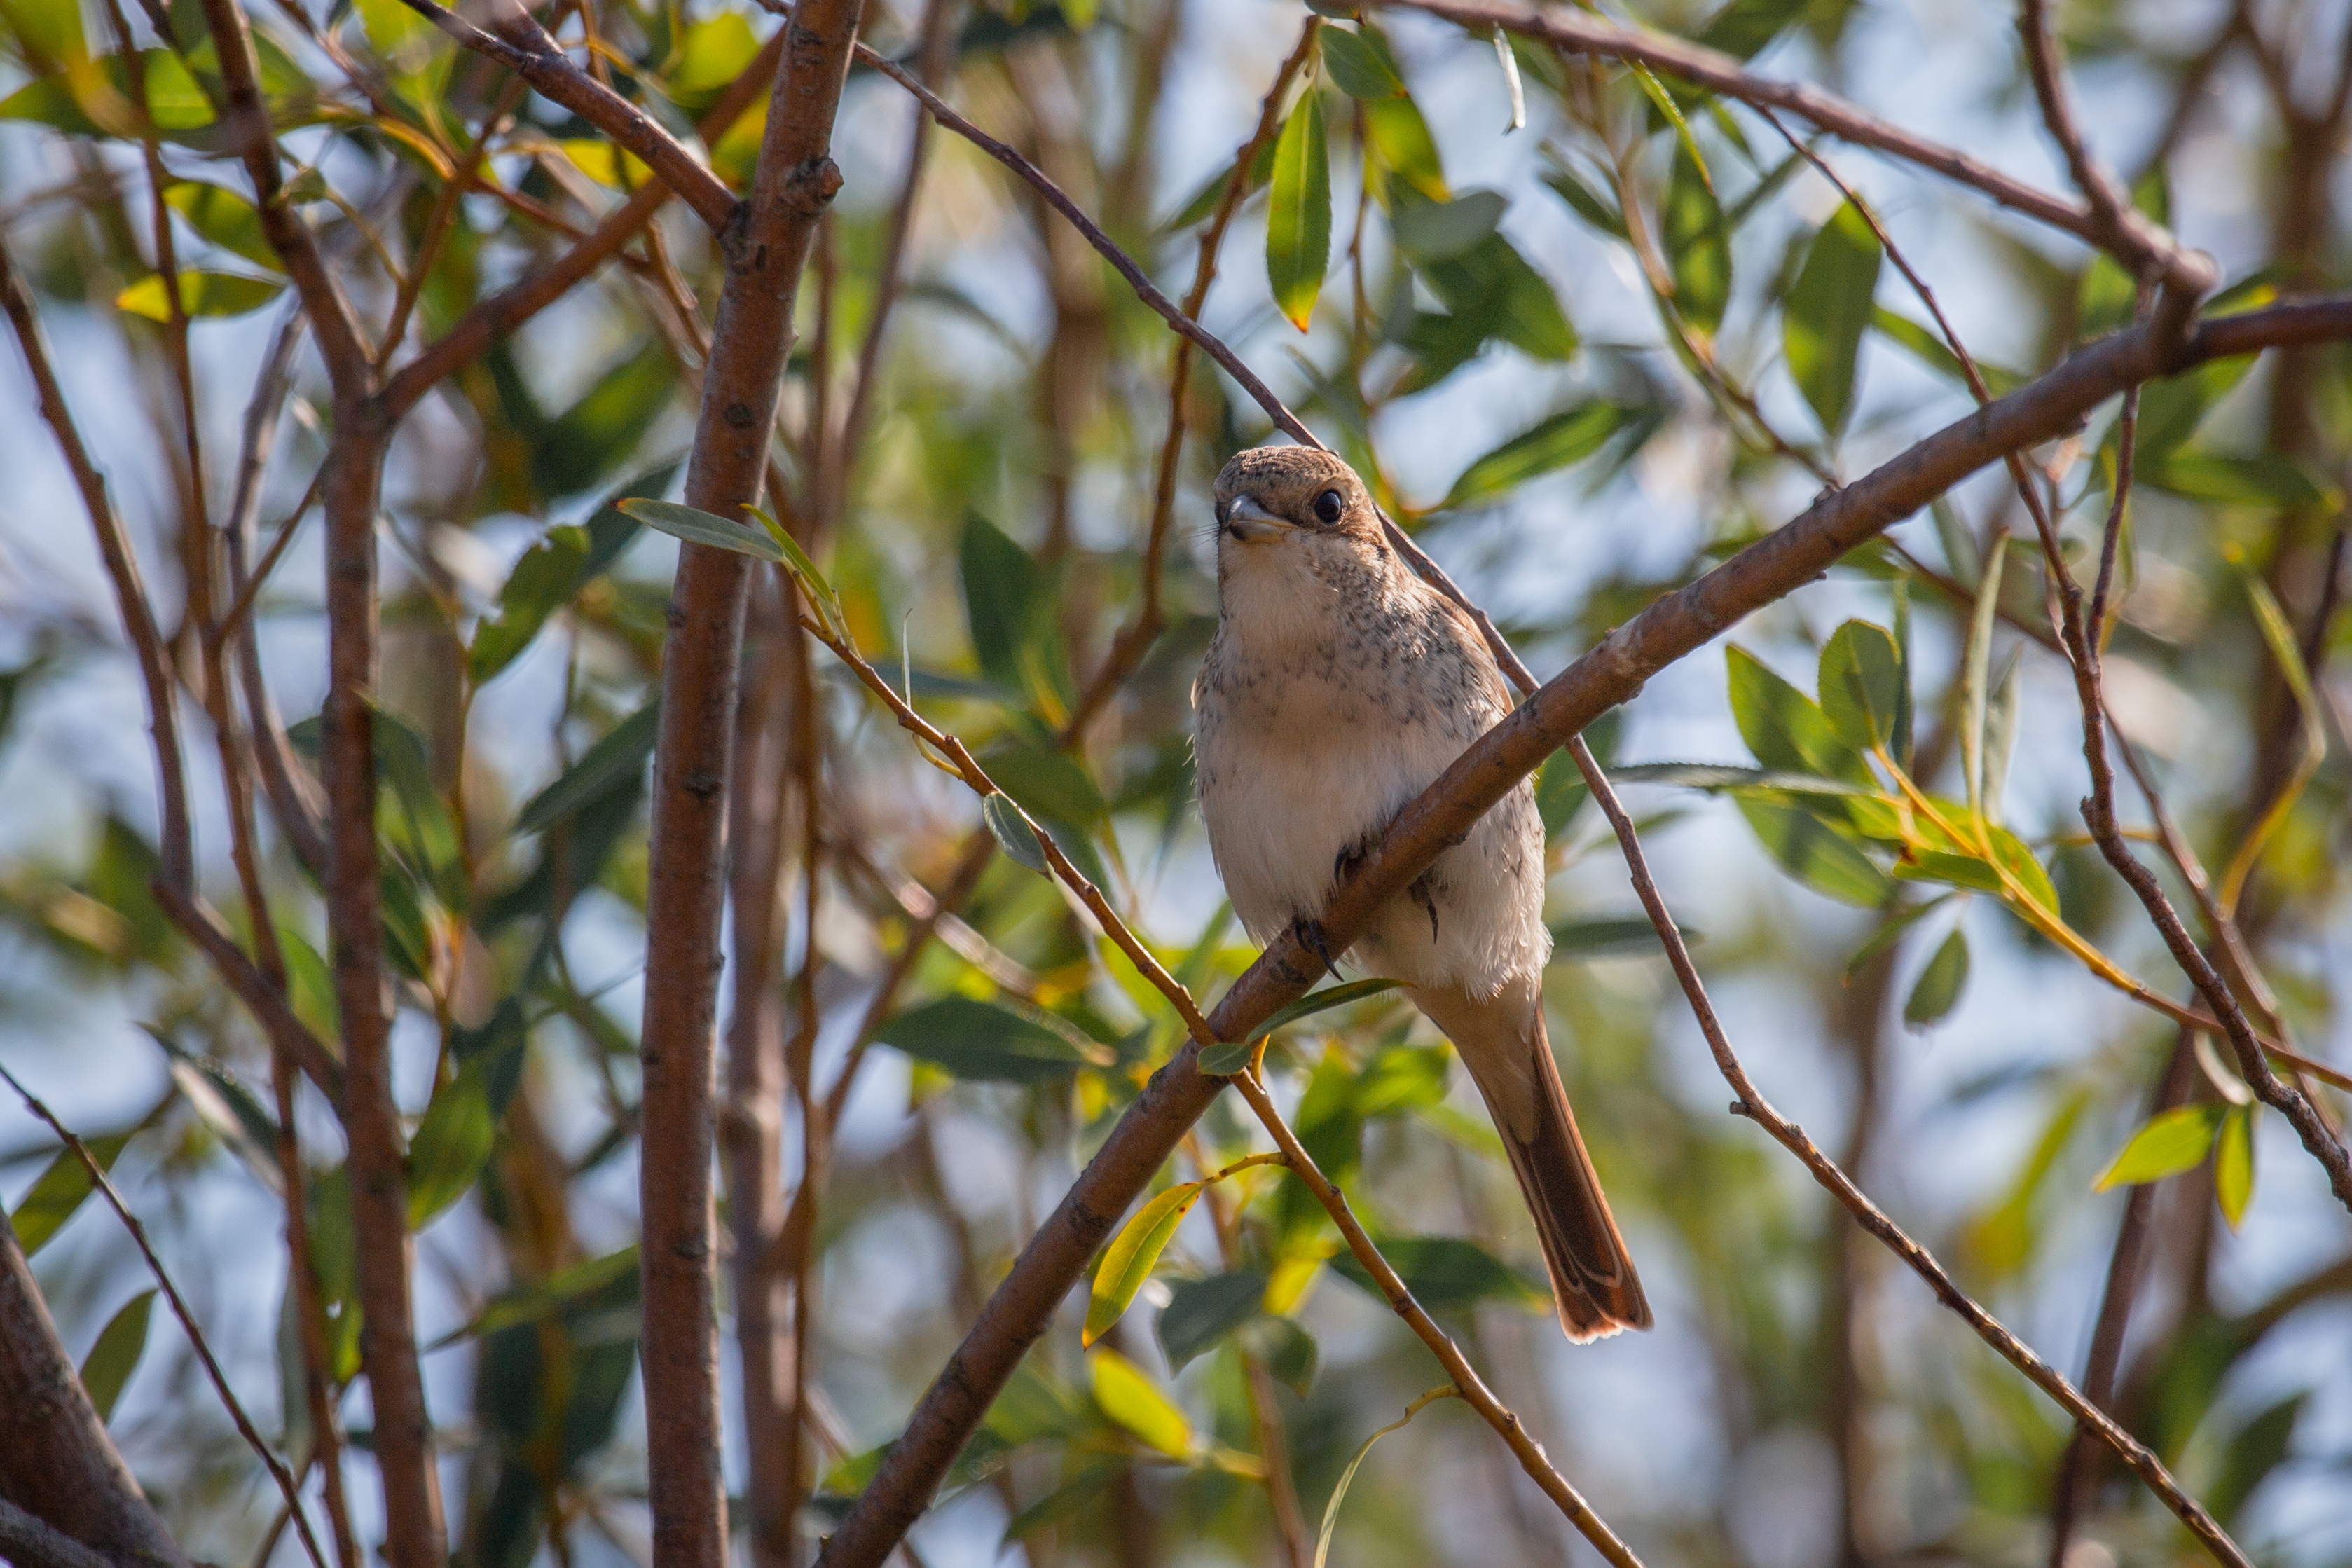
1192,443 -> 1650,1341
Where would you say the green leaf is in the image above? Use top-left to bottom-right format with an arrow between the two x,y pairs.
1986,824 -> 2060,918
1266,92 -> 1331,331
164,182 -> 281,273
619,498 -> 785,562
1726,646 -> 1871,785
1663,141 -> 1729,333
1784,199 -> 1883,434
2142,454 -> 2338,511
1901,927 -> 1969,1027
1540,162 -> 1628,239
1843,893 -> 1953,979
982,792 -> 1050,876
406,1057 -> 497,1227
1548,915 -> 1696,958
427,1244 -> 640,1349
1417,230 -> 1575,360
874,994 -> 1098,1084
9,1134 -> 131,1256
1316,1394 -> 1451,1568
515,699 -> 659,834
1960,532 -> 2004,821
1735,795 -> 1894,907
1157,1267 -> 1267,1372
1086,1180 -> 1207,1344
2093,1103 -> 2225,1191
2207,1391 -> 2302,1526
2213,1104 -> 2255,1230
1245,978 -> 1400,1047
1695,0 -> 1808,59
1389,188 -> 1504,263
2132,354 -> 2255,466
115,270 -> 284,321
1363,94 -> 1446,201
1605,761 -> 1873,797
1980,648 -> 2023,825
960,514 -> 1070,717
1000,1462 -> 1122,1543
1353,1045 -> 1450,1117
661,9 -> 759,111
470,524 -> 587,681
79,1289 -> 155,1422
1330,1235 -> 1546,1314
1320,26 -> 1402,97
1440,402 -> 1630,509
980,738 -> 1108,828
535,348 -> 675,499
1816,620 -> 1904,753
1089,1348 -> 1193,1459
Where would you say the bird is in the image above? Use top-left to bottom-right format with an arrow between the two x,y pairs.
1191,443 -> 1651,1342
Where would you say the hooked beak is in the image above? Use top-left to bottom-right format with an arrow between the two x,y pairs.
1220,494 -> 1295,542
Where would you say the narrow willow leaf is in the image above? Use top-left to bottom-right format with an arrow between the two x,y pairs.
1244,978 -> 1401,1046
1242,1315 -> 1319,1397
1902,927 -> 1969,1027
1320,27 -> 1401,97
1363,94 -> 1447,200
427,1244 -> 640,1349
1980,648 -> 2023,825
1387,188 -> 1505,263
1986,825 -> 2061,918
164,181 -> 282,273
1157,1267 -> 1268,1372
516,700 -> 660,834
2093,1103 -> 2225,1191
80,1289 -> 156,1422
982,792 -> 1050,876
9,1134 -> 132,1256
1843,893 -> 1954,979
1440,401 -> 1628,508
1735,796 -> 1894,907
1085,1180 -> 1207,1343
1783,199 -> 1883,434
875,994 -> 1099,1085
1548,915 -> 1696,958
618,497 -> 786,562
1663,141 -> 1729,333
1490,26 -> 1524,131
1817,620 -> 1904,753
1088,1348 -> 1194,1459
406,1060 -> 495,1226
1267,92 -> 1331,331
1726,646 -> 1873,785
1871,306 -> 2021,394
1961,532 -> 2006,820
2214,1105 -> 2255,1230
1316,1393 -> 1456,1568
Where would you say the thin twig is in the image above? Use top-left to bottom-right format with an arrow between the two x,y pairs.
0,1066 -> 332,1568
1563,746 -> 2253,1568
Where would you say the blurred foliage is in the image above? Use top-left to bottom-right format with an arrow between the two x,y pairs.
1,0 -> 2349,1563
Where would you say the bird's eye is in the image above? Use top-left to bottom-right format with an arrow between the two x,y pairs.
1312,489 -> 1344,525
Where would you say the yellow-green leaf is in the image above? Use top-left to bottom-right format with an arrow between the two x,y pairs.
2093,1103 -> 2224,1192
1266,92 -> 1330,331
1363,94 -> 1446,202
2214,1105 -> 2255,1230
115,270 -> 285,321
1088,1347 -> 1193,1459
558,139 -> 653,191
1663,140 -> 1728,333
165,182 -> 282,273
1085,1180 -> 1206,1343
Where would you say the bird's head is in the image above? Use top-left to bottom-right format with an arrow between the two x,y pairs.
1211,445 -> 1384,558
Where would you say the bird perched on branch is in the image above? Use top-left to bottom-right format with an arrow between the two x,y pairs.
1192,443 -> 1651,1342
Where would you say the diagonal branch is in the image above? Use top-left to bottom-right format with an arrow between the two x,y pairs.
814,289 -> 2352,1566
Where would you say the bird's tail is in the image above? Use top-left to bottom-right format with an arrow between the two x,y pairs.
1410,975 -> 1651,1342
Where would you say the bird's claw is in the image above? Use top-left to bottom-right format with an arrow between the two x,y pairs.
1293,916 -> 1342,981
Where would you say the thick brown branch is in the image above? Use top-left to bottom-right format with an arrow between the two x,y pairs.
634,0 -> 865,1564
0,1497 -> 121,1568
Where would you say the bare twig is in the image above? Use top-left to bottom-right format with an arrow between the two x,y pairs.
1562,750 -> 2253,1568
0,1066 -> 331,1568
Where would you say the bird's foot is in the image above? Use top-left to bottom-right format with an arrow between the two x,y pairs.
1292,915 -> 1343,981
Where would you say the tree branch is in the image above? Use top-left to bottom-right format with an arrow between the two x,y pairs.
813,290 -> 2352,1565
0,1497 -> 120,1568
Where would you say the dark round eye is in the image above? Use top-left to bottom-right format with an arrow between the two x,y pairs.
1312,489 -> 1344,525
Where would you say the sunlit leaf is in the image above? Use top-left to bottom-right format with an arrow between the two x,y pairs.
1086,1179 -> 1206,1344
2213,1104 -> 2255,1230
164,181 -> 281,273
115,270 -> 284,321
79,1289 -> 155,1422
1089,1348 -> 1193,1459
661,10 -> 759,112
1726,646 -> 1872,785
1694,0 -> 1808,59
1784,199 -> 1882,434
1266,92 -> 1330,331
1363,93 -> 1446,200
2093,1103 -> 2224,1191
1901,926 -> 1969,1027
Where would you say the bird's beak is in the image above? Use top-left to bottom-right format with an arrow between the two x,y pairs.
1221,494 -> 1294,542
